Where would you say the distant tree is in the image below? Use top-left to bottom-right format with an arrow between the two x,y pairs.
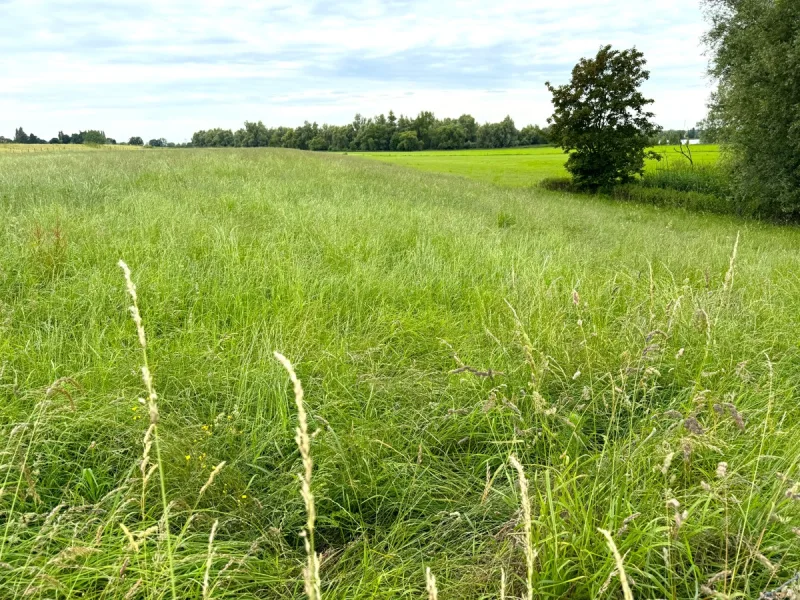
58,131 -> 71,144
83,130 -> 107,144
457,114 -> 478,146
234,121 -> 269,147
430,120 -> 467,150
49,137 -> 60,144
293,121 -> 318,150
106,138 -> 117,145
546,45 -> 661,190
70,132 -> 84,144
703,0 -> 800,215
412,111 -> 436,149
0,136 -> 11,144
129,136 -> 144,146
14,127 -> 29,143
308,135 -> 328,151
148,138 -> 168,147
497,116 -> 518,147
518,124 -> 550,146
394,130 -> 423,151
27,132 -> 45,144
280,129 -> 295,148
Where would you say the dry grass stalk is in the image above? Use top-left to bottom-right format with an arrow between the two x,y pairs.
659,452 -> 675,475
123,579 -> 142,600
722,231 -> 740,294
45,377 -> 81,411
119,523 -> 139,553
706,570 -> 731,586
723,402 -> 746,431
597,566 -> 619,597
199,461 -> 226,499
203,519 -> 219,599
617,513 -> 641,537
598,528 -> 634,600
755,552 -> 776,573
684,417 -> 705,436
510,454 -> 536,600
500,567 -> 506,600
274,351 -> 321,600
425,567 -> 438,600
118,259 -> 176,600
119,260 -> 158,423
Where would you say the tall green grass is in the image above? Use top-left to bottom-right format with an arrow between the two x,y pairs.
1,148 -> 799,598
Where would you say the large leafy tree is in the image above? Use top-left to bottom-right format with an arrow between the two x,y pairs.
703,0 -> 800,216
546,45 -> 661,190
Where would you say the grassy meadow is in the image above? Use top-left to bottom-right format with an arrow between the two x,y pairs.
1,147 -> 799,599
354,145 -> 720,188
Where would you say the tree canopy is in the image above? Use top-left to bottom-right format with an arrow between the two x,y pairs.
703,0 -> 800,216
82,130 -> 107,145
546,45 -> 661,190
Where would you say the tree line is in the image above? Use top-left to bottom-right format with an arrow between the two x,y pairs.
0,128 -> 171,147
191,113 -> 554,151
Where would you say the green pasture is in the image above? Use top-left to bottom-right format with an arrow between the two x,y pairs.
0,147 -> 797,599
355,145 -> 721,187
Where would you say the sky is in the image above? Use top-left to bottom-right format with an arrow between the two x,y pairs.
0,0 -> 713,143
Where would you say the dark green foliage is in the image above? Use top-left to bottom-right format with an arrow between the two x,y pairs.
128,136 -> 144,146
308,135 -> 328,152
430,120 -> 467,150
518,124 -> 551,146
83,130 -> 107,145
546,45 -> 661,190
393,130 -> 423,151
148,138 -> 168,147
703,0 -> 800,216
191,128 -> 234,147
476,116 -> 518,149
189,110 -> 545,152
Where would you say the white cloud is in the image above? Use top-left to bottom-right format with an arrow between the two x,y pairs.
0,0 -> 711,141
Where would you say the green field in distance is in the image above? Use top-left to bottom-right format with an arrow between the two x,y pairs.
354,144 -> 720,187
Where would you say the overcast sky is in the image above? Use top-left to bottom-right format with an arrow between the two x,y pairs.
1,0 -> 712,142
